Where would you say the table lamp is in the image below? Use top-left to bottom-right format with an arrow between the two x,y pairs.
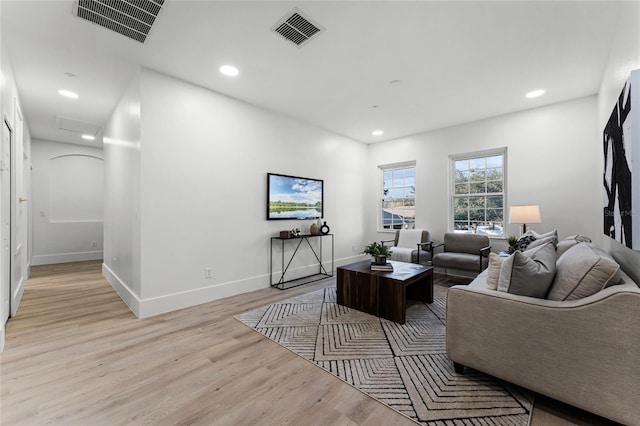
509,205 -> 541,234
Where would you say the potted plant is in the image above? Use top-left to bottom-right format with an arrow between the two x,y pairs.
363,241 -> 393,265
507,235 -> 518,254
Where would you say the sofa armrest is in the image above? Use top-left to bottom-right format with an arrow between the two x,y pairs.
446,284 -> 640,425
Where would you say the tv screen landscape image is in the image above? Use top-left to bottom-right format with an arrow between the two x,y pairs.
267,173 -> 323,220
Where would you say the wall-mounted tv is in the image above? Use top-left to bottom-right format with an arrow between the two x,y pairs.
267,173 -> 323,220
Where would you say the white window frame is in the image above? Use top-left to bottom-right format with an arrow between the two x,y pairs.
449,148 -> 507,238
378,161 -> 416,232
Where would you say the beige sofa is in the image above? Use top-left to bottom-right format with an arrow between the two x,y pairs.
446,241 -> 640,425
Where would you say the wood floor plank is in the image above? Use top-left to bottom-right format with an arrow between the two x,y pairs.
0,261 -> 617,425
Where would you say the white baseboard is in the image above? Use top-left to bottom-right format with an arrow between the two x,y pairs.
32,251 -> 103,266
11,278 -> 24,317
105,254 -> 368,319
138,273 -> 269,318
102,263 -> 142,317
0,325 -> 5,352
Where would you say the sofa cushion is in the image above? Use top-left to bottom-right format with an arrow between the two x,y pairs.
547,242 -> 622,301
497,242 -> 556,298
486,253 -> 505,290
556,235 -> 592,259
526,229 -> 559,249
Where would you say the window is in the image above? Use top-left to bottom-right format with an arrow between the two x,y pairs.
380,162 -> 415,230
451,149 -> 506,236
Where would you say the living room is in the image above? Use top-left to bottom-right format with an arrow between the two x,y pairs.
1,1 -> 639,424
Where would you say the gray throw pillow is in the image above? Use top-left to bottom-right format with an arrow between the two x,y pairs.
497,242 -> 556,298
547,242 -> 621,301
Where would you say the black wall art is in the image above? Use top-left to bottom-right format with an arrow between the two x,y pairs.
603,70 -> 639,250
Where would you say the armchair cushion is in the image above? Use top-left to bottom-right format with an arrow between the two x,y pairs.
497,242 -> 556,298
385,229 -> 432,264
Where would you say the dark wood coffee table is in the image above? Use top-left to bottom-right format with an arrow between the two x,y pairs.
336,260 -> 434,324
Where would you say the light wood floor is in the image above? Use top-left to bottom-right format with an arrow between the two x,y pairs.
1,261 -> 618,425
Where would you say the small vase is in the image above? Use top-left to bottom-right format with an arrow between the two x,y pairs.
320,221 -> 330,235
374,255 -> 387,265
310,223 -> 320,235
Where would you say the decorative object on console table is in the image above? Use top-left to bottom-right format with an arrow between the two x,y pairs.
279,230 -> 291,238
320,221 -> 330,235
508,205 -> 541,235
310,222 -> 320,235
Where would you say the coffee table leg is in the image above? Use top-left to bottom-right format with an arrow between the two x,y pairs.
407,272 -> 433,304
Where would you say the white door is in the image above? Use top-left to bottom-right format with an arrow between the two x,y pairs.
11,104 -> 25,316
1,119 -> 11,324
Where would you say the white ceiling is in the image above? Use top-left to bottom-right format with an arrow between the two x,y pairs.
0,1 -> 626,147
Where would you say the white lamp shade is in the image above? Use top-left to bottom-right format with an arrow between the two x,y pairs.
509,205 -> 541,224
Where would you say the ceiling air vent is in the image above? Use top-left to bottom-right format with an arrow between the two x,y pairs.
271,8 -> 324,47
74,0 -> 165,44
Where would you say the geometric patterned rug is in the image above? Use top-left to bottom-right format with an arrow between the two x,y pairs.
235,287 -> 534,425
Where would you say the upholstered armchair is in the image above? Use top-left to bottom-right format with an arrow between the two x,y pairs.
432,232 -> 491,274
381,229 -> 432,264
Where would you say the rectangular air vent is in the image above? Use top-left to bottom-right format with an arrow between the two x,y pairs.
271,8 -> 324,48
56,116 -> 102,136
75,0 -> 165,44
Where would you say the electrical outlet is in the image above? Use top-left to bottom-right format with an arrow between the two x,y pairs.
204,267 -> 213,279
91,241 -> 97,248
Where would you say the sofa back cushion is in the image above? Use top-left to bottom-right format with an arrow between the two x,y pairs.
497,242 -> 556,298
547,242 -> 621,301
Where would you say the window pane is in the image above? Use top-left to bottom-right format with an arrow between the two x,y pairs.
455,183 -> 469,195
470,182 -> 486,194
486,195 -> 503,208
486,167 -> 502,180
455,160 -> 469,171
486,208 -> 503,221
454,209 -> 468,221
469,168 -> 485,182
453,197 -> 469,209
469,196 -> 485,208
486,155 -> 502,168
486,181 -> 503,193
470,209 -> 485,221
469,158 -> 485,169
455,170 -> 469,184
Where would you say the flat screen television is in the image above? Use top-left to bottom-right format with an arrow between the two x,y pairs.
267,173 -> 323,220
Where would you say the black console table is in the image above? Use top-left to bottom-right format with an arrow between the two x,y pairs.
270,234 -> 334,289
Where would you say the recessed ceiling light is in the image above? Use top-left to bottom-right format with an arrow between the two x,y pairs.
220,65 -> 239,77
525,89 -> 545,99
82,134 -> 95,141
58,89 -> 78,99
372,130 -> 384,136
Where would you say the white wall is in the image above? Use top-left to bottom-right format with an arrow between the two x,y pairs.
31,139 -> 103,265
596,0 -> 640,282
103,71 -> 142,312
104,69 -> 367,316
366,96 -> 599,253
